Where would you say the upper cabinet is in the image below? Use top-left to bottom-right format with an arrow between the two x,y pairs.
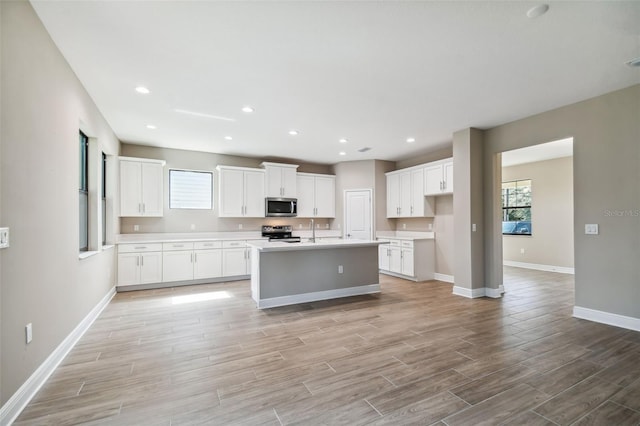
119,157 -> 165,217
424,158 -> 453,196
297,173 -> 336,218
386,167 -> 434,218
216,165 -> 265,217
261,162 -> 299,198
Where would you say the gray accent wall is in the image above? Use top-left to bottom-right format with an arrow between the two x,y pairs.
483,84 -> 640,318
1,1 -> 120,405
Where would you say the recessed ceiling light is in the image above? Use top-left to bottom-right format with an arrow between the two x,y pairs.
626,57 -> 640,68
358,147 -> 372,153
339,151 -> 346,156
288,130 -> 299,136
135,86 -> 150,94
241,106 -> 254,113
146,124 -> 157,129
339,138 -> 348,144
406,137 -> 416,143
526,4 -> 549,19
224,136 -> 233,141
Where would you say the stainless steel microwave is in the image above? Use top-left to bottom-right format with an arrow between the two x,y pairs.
265,197 -> 297,217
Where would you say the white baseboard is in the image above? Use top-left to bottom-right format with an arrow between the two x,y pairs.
434,273 -> 454,283
504,260 -> 574,275
452,285 -> 504,299
0,287 -> 116,426
257,284 -> 381,309
573,306 -> 640,332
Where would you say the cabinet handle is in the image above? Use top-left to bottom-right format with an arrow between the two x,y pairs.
136,256 -> 139,266
142,203 -> 146,213
134,246 -> 146,250
174,244 -> 184,248
411,206 -> 413,215
141,255 -> 144,266
139,203 -> 142,213
194,253 -> 197,263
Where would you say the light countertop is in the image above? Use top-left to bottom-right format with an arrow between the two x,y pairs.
248,239 -> 384,252
375,231 -> 435,240
117,230 -> 342,244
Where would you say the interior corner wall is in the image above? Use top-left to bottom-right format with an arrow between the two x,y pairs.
484,84 -> 640,320
1,1 -> 120,406
453,128 -> 485,290
502,156 -> 574,269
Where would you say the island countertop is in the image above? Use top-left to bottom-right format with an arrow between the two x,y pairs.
247,239 -> 386,252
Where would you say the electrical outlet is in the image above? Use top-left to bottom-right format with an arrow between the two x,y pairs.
338,265 -> 343,274
402,223 -> 406,229
472,224 -> 477,232
325,224 -> 329,229
26,323 -> 33,344
585,224 -> 599,235
428,223 -> 433,231
299,224 -> 302,229
520,248 -> 525,254
133,225 -> 139,232
190,224 -> 196,230
238,224 -> 243,230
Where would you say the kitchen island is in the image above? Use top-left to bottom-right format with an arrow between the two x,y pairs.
248,239 -> 385,309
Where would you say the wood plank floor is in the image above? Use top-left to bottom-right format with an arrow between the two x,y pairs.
15,267 -> 640,425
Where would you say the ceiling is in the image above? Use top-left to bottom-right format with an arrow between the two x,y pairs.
31,1 -> 640,165
501,137 -> 573,167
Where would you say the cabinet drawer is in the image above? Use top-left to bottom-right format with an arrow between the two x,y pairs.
401,240 -> 414,248
222,240 -> 246,248
118,243 -> 163,253
162,242 -> 195,251
194,241 -> 222,250
388,239 -> 401,247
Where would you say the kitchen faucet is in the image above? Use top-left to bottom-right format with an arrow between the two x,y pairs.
310,218 -> 315,243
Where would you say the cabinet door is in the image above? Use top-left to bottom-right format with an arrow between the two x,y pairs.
218,168 -> 245,217
424,164 -> 443,196
401,248 -> 414,277
410,169 -> 425,216
140,252 -> 163,284
296,174 -> 315,217
141,162 -> 163,216
265,166 -> 283,198
314,176 -> 335,218
243,170 -> 265,217
118,253 -> 140,285
387,174 -> 400,218
193,249 -> 222,280
162,251 -> 193,282
223,247 -> 248,276
378,245 -> 390,271
281,167 -> 298,198
443,161 -> 454,194
399,172 -> 412,217
389,246 -> 402,274
120,161 -> 142,216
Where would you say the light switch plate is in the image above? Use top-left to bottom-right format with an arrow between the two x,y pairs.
585,224 -> 599,235
0,227 -> 9,248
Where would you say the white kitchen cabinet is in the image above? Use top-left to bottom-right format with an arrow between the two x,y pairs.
386,168 -> 433,218
119,157 -> 165,217
262,162 -> 299,198
377,238 -> 434,281
162,241 -> 224,283
221,240 -> 252,277
217,166 -> 265,217
297,173 -> 336,218
424,158 -> 453,195
117,243 -> 163,286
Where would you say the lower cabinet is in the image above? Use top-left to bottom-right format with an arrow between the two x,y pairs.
117,239 -> 252,289
377,238 -> 433,281
117,243 -> 163,286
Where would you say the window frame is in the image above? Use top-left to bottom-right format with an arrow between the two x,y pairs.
501,179 -> 532,236
168,168 -> 214,210
79,131 -> 89,252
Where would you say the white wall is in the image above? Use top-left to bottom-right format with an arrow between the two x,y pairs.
502,156 -> 574,269
1,1 -> 120,405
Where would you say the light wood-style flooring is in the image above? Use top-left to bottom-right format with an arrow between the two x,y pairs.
15,267 -> 640,425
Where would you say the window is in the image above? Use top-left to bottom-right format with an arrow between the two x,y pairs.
169,169 -> 213,209
502,179 -> 532,235
102,152 -> 107,246
79,131 -> 89,251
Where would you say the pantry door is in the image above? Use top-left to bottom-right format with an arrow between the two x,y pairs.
344,189 -> 373,240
